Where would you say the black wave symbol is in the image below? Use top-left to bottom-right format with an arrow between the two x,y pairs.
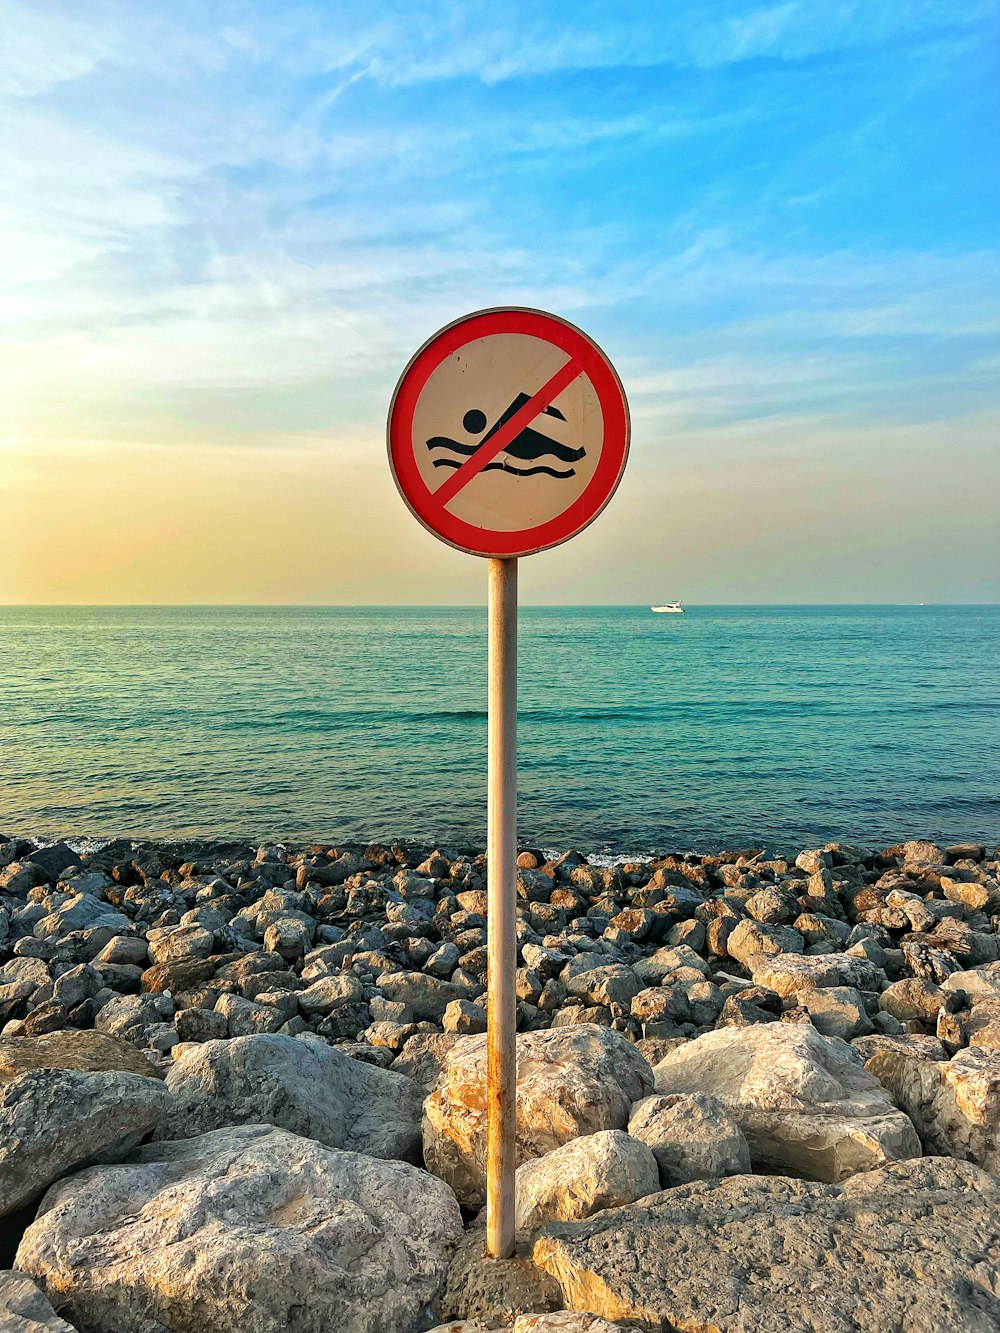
426,392 -> 586,481
431,457 -> 576,479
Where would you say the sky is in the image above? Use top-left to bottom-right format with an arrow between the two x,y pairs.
1,0 -> 998,604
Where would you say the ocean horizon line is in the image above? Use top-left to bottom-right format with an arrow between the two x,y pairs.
3,602 -> 998,611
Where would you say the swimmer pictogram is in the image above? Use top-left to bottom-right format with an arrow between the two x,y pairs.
387,306 -> 630,559
426,396 -> 585,479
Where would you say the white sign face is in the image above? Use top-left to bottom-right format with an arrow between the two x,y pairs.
411,332 -> 605,533
388,307 -> 630,559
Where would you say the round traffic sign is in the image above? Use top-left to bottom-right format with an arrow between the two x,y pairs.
387,307 -> 630,558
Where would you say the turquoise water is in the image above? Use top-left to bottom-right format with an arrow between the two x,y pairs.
0,605 -> 997,853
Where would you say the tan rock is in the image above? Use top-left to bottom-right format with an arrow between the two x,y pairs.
942,967 -> 1000,1000
425,1324 -> 494,1333
514,1131 -> 659,1233
878,977 -> 945,1023
749,952 -> 881,999
424,1026 -> 653,1209
533,1158 -> 1000,1333
653,1023 -> 920,1182
514,1316 -> 640,1332
865,1045 -> 1000,1172
0,1029 -> 161,1083
726,919 -> 803,966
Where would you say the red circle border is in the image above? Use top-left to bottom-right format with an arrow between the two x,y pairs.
387,307 -> 630,559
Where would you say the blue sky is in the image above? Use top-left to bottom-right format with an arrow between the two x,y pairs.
2,0 -> 998,602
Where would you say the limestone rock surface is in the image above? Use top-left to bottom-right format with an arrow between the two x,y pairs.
534,1158 -> 1000,1333
424,1025 -> 653,1208
0,1068 -> 171,1217
627,1092 -> 750,1185
514,1130 -> 659,1232
0,1270 -> 78,1332
652,1023 -> 920,1182
154,1033 -> 423,1161
866,1045 -> 1000,1173
0,1030 -> 161,1084
16,1123 -> 463,1333
514,1317 -> 640,1332
749,952 -> 882,999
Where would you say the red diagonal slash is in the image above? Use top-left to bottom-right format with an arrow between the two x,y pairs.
431,355 -> 584,511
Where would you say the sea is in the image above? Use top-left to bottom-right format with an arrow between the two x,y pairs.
1,605 -> 997,857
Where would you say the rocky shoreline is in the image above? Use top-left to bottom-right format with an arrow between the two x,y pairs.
2,830 -> 1000,1332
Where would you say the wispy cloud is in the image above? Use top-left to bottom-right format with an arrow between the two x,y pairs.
1,0 -> 998,600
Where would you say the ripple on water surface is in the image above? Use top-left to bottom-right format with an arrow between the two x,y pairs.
1,604 -> 997,852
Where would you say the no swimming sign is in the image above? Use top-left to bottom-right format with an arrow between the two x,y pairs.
387,307 -> 629,1263
387,307 -> 630,558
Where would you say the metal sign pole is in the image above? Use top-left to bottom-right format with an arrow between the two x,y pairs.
486,555 -> 517,1259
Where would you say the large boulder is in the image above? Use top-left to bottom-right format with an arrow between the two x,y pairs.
652,1024 -> 920,1182
627,1092 -> 750,1185
0,1270 -> 77,1332
514,1131 -> 659,1233
0,1068 -> 171,1217
533,1158 -> 1000,1333
424,1026 -> 653,1209
154,1033 -> 424,1162
16,1124 -> 463,1333
866,1045 -> 1000,1173
0,1030 -> 161,1084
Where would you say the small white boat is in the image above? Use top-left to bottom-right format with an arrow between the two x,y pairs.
651,601 -> 684,614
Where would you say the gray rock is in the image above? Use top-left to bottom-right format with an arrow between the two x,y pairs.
94,992 -> 174,1042
627,1092 -> 750,1184
564,966 -> 641,1009
146,924 -> 214,964
155,1032 -> 424,1162
797,985 -> 874,1040
214,993 -> 285,1037
0,1067 -> 171,1217
534,1157 -> 1000,1333
0,1269 -> 78,1332
392,1032 -> 459,1091
425,942 -> 461,979
16,1124 -> 463,1333
175,1008 -> 229,1043
33,895 -> 129,940
377,971 -> 465,1022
